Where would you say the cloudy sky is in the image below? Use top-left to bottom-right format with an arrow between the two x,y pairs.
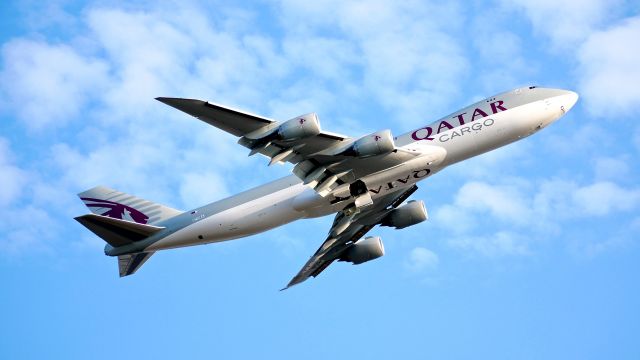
1,0 -> 639,358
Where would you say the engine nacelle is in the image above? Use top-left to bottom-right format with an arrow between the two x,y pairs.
277,113 -> 321,141
340,129 -> 395,157
339,236 -> 385,265
381,200 -> 428,229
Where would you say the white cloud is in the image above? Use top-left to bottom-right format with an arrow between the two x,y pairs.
282,36 -> 359,82
0,138 -> 28,206
0,5 -> 288,255
436,176 -> 640,257
531,179 -> 578,222
533,179 -> 640,219
579,234 -> 632,258
50,138 -> 181,200
466,5 -> 537,94
275,0 -> 469,127
0,205 -> 58,255
567,217 -> 640,258
448,231 -> 530,257
434,180 -> 532,231
2,6 -> 286,204
543,124 -> 605,156
572,181 -> 640,216
511,0 -> 640,117
179,172 -> 229,209
433,203 -> 476,235
0,139 -> 72,256
405,247 -> 439,272
448,140 -> 531,179
0,39 -> 109,130
578,16 -> 640,116
594,156 -> 630,181
439,178 -> 640,230
509,0 -> 624,48
454,181 -> 531,224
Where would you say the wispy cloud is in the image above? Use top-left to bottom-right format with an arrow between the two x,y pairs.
0,138 -> 28,206
578,16 -> 640,116
509,0 -> 625,49
405,247 -> 439,272
0,39 -> 109,130
448,231 -> 531,257
275,0 -> 470,127
511,0 -> 640,116
434,176 -> 640,257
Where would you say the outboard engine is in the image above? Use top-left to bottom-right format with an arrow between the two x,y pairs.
239,113 -> 321,153
339,236 -> 385,265
381,200 -> 428,229
276,113 -> 321,141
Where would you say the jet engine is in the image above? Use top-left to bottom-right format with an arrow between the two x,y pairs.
276,113 -> 321,141
381,200 -> 428,229
340,129 -> 395,157
339,236 -> 385,265
239,113 -> 321,153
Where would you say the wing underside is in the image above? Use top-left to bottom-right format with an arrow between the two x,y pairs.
283,185 -> 419,290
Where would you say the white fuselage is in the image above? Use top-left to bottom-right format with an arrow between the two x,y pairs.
144,87 -> 578,252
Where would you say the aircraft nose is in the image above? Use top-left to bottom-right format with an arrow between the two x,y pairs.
558,90 -> 579,113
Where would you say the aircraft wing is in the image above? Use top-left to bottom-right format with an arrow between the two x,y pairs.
282,185 -> 418,290
157,97 -> 433,200
156,97 -> 347,160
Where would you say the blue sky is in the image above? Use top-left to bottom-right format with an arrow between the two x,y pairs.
1,0 -> 639,358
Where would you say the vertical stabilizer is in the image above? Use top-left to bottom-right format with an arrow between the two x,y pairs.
78,186 -> 182,225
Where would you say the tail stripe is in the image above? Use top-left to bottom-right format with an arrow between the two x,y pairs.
80,197 -> 149,224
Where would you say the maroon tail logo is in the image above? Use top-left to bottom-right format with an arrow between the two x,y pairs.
81,197 -> 149,224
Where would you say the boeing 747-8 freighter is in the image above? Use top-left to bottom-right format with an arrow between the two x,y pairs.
75,86 -> 578,288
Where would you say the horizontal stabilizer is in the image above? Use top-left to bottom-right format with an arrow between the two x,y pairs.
118,252 -> 155,277
75,214 -> 165,248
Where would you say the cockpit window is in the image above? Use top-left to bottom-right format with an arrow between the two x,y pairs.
529,86 -> 537,89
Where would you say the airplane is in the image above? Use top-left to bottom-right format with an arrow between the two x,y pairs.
75,86 -> 578,289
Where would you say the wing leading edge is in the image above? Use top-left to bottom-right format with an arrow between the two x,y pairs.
156,97 -> 349,159
156,97 -> 274,136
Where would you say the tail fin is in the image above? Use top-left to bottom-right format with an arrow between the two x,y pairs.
78,186 -> 182,225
